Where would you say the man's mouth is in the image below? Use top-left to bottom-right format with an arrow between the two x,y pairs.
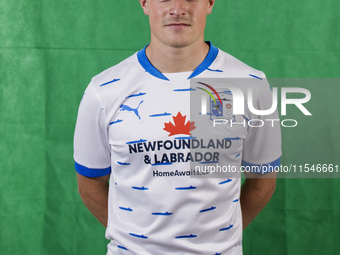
165,23 -> 190,28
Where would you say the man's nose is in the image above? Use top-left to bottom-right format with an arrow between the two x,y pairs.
169,0 -> 188,16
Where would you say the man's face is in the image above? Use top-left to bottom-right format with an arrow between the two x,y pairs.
140,0 -> 215,48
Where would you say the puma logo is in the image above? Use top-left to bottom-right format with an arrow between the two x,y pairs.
120,100 -> 144,119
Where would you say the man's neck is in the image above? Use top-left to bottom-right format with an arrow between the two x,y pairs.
145,40 -> 210,74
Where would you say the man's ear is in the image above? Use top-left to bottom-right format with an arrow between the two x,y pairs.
207,0 -> 215,15
139,0 -> 149,15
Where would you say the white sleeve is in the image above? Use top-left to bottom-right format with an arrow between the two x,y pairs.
242,79 -> 282,173
73,81 -> 111,177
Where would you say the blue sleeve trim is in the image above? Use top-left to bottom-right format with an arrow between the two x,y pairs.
75,161 -> 111,177
188,41 -> 219,79
241,157 -> 281,174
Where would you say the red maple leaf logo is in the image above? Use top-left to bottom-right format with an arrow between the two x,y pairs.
163,112 -> 196,136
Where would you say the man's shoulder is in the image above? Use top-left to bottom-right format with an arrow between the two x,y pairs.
215,48 -> 266,79
90,52 -> 141,87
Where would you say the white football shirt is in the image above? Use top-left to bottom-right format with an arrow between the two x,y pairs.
74,42 -> 281,255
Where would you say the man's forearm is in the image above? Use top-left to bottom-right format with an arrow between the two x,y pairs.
77,173 -> 110,227
240,173 -> 276,229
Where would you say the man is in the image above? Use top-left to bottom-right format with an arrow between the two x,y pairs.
74,0 -> 281,254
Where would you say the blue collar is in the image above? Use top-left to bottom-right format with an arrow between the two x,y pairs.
137,41 -> 219,81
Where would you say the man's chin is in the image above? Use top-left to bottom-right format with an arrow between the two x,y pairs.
164,38 -> 194,49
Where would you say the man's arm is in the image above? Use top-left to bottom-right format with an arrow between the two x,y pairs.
240,172 -> 277,229
76,173 -> 110,227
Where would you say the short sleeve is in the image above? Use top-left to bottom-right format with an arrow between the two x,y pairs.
242,78 -> 282,173
73,81 -> 111,177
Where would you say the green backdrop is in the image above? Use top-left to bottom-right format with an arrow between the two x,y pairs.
1,0 -> 339,254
